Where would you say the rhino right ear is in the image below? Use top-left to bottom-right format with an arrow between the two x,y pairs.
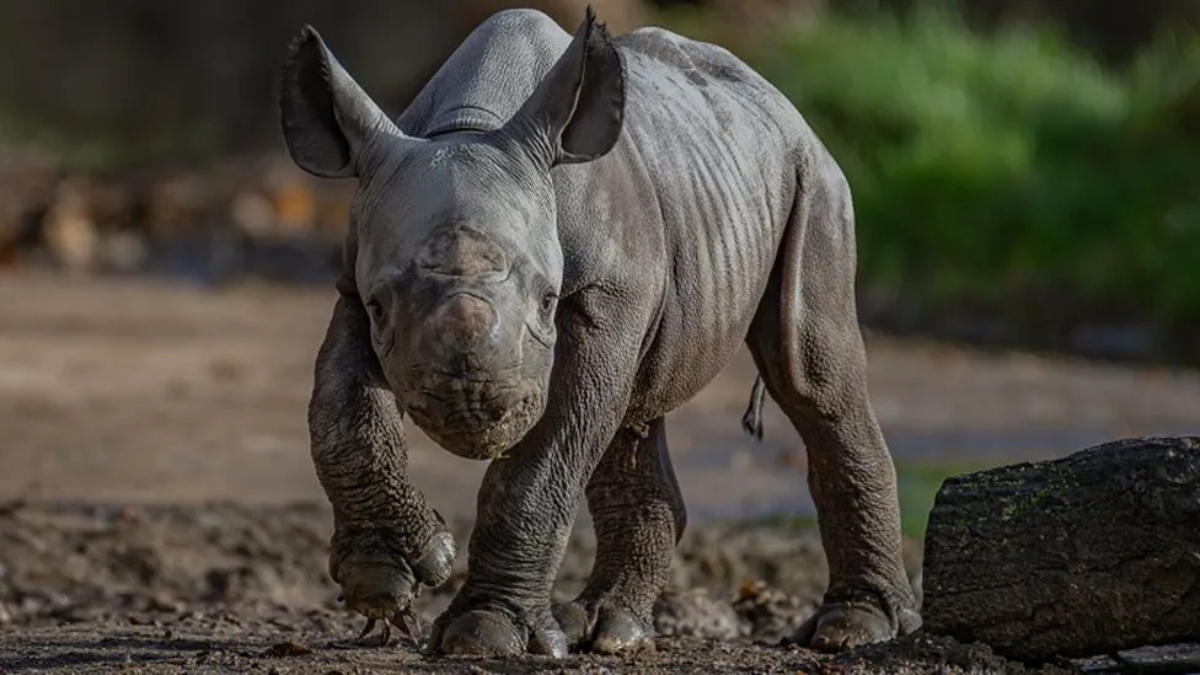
503,6 -> 625,168
279,25 -> 401,178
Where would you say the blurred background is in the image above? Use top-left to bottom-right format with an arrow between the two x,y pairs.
1,0 -> 1199,537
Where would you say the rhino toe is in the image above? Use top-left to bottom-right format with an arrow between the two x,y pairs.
338,559 -> 416,619
430,606 -> 568,658
331,523 -> 458,633
591,607 -> 655,655
552,601 -> 655,655
788,602 -> 896,651
411,530 -> 457,588
434,609 -> 525,657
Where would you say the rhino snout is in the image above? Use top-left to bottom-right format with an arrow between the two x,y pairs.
434,292 -> 499,353
405,382 -> 543,461
384,281 -> 553,461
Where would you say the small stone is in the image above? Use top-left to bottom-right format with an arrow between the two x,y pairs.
1114,643 -> 1200,671
736,578 -> 769,603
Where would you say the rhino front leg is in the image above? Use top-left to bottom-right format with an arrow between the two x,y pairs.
309,293 -> 457,635
553,416 -> 684,655
426,298 -> 644,658
745,158 -> 920,651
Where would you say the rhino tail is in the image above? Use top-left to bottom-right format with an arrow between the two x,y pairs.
741,375 -> 767,442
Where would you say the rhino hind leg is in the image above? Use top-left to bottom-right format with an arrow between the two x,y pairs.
745,280 -> 919,650
552,417 -> 684,654
742,164 -> 920,651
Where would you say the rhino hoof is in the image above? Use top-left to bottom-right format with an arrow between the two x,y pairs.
431,607 -> 568,658
591,609 -> 655,655
334,527 -> 457,628
434,609 -> 526,657
338,560 -> 415,620
550,601 -> 590,645
552,601 -> 655,655
787,602 -> 896,651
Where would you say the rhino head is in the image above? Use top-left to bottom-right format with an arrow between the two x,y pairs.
279,10 -> 625,460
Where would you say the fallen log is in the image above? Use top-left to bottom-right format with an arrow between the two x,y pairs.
921,436 -> 1200,662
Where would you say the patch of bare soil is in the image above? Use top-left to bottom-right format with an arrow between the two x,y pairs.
0,501 -> 1070,674
2,273 -> 1197,518
2,274 -> 1194,673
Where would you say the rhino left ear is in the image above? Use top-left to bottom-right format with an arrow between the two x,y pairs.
508,6 -> 626,167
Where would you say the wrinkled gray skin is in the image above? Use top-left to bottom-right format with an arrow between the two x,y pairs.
280,6 -> 920,658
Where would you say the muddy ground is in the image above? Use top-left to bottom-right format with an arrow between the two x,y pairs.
1,273 -> 1198,673
1,500 -> 1071,674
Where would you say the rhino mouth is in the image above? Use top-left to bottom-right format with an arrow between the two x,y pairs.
406,389 -> 544,460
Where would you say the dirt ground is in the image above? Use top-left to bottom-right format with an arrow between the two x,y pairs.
1,501 -> 1071,675
1,272 -> 1198,673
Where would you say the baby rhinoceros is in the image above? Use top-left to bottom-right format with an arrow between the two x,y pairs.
280,6 -> 920,658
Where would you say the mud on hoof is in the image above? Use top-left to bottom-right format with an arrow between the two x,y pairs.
786,601 -> 901,652
552,601 -> 656,655
428,606 -> 568,658
333,528 -> 457,630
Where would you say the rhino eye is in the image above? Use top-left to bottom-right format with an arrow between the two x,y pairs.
365,298 -> 385,325
539,292 -> 558,318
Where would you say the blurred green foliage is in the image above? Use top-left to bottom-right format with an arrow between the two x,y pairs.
664,6 -> 1200,334
4,4 -> 1197,355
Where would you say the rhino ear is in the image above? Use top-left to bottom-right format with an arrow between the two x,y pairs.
508,6 -> 626,167
279,25 -> 402,178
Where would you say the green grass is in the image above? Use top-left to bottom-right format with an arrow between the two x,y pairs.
738,459 -> 1000,539
659,6 -> 1200,344
8,4 -> 1200,357
894,459 -> 1002,537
